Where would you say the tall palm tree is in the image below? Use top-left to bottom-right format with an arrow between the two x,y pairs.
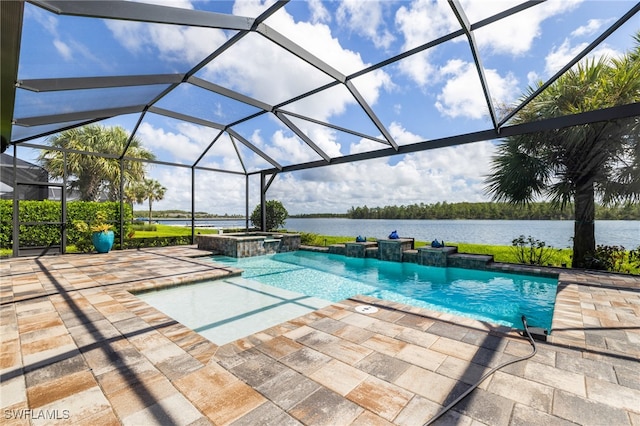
39,125 -> 155,201
142,179 -> 167,224
485,35 -> 640,268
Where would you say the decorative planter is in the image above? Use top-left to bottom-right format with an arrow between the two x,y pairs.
92,230 -> 114,253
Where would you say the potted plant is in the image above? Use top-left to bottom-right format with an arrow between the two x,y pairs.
74,210 -> 115,253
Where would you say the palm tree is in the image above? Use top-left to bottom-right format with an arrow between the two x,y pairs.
124,182 -> 146,218
485,35 -> 640,268
142,179 -> 167,224
39,125 -> 155,201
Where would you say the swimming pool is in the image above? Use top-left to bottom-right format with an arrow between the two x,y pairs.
212,250 -> 558,331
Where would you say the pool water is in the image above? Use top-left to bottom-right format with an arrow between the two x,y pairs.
212,251 -> 558,331
137,276 -> 332,345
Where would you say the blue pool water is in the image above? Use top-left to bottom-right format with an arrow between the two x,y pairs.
212,251 -> 558,331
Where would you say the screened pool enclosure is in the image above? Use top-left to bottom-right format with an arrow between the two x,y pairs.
1,1 -> 638,256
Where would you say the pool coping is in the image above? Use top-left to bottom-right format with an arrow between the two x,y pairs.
2,246 -> 639,425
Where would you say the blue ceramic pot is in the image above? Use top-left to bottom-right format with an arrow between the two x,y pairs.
92,230 -> 114,253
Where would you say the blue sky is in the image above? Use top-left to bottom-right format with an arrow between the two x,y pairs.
13,0 -> 639,214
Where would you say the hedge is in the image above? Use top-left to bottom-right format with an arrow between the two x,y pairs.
0,200 -> 132,250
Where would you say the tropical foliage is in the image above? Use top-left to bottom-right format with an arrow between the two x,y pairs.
250,200 -> 288,231
485,33 -> 640,268
38,125 -> 155,201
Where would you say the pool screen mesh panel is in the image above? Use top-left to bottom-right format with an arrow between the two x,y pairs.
2,1 -> 639,175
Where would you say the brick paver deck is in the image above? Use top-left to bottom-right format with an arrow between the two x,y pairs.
1,246 -> 638,425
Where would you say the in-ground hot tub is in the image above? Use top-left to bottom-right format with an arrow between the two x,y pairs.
196,231 -> 301,258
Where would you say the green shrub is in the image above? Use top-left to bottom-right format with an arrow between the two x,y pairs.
131,223 -> 157,232
510,235 -> 558,266
586,245 -> 639,273
0,200 -> 132,251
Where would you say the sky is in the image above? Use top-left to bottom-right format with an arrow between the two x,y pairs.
13,0 -> 639,214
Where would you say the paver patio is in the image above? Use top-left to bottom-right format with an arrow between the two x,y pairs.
1,246 -> 639,425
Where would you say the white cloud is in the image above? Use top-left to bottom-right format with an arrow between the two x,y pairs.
308,0 -> 331,24
545,39 -> 622,77
336,0 -> 395,50
137,122 -> 211,163
466,0 -> 582,56
435,60 -> 519,119
53,40 -> 73,60
395,0 -> 458,86
571,18 -> 612,38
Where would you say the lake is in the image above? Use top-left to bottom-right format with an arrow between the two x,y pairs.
163,218 -> 640,248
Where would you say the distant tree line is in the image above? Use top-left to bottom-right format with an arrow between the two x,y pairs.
346,202 -> 639,220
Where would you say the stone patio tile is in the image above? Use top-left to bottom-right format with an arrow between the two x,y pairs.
586,375 -> 640,413
435,355 -> 490,386
32,386 -> 112,425
393,395 -> 440,426
196,380 -> 266,425
27,369 -> 97,409
280,346 -> 332,375
80,342 -> 147,377
426,322 -> 470,340
308,359 -> 369,396
616,365 -> 640,391
461,330 -> 509,352
333,324 -> 375,344
140,341 -> 188,365
19,324 -> 68,346
430,336 -> 483,361
119,393 -> 203,426
396,343 -> 447,371
450,387 -> 514,426
23,352 -> 87,388
523,361 -> 586,397
510,404 -> 577,426
231,401 -> 301,426
555,351 -> 617,382
155,352 -> 202,381
256,367 -> 321,410
296,328 -> 341,349
317,338 -> 373,365
341,312 -> 378,329
96,358 -> 162,396
289,387 -> 363,426
355,351 -> 410,382
1,375 -> 27,410
394,365 -> 459,404
21,339 -> 79,372
395,327 -> 439,348
255,335 -> 303,360
173,363 -> 239,405
365,320 -> 406,338
394,313 -> 435,331
107,375 -> 178,420
0,338 -> 20,372
486,370 -> 554,413
362,333 -> 408,356
17,311 -> 64,334
186,340 -> 218,365
351,410 -> 394,426
310,317 -> 347,334
553,389 -> 631,426
230,352 -> 289,388
347,376 -> 414,421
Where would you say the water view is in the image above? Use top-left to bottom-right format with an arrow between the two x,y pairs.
162,218 -> 639,248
